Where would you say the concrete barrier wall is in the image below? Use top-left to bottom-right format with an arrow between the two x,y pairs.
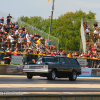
0,65 -> 7,75
79,68 -> 100,77
0,93 -> 100,100
0,65 -> 25,75
0,65 -> 100,77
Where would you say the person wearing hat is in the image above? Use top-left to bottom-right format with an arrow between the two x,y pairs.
3,50 -> 11,64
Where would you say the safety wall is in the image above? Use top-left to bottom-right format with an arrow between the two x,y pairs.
0,65 -> 100,77
77,58 -> 100,77
80,68 -> 92,77
78,68 -> 100,77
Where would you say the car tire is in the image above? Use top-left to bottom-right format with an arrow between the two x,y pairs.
27,73 -> 33,79
69,71 -> 77,81
47,70 -> 56,80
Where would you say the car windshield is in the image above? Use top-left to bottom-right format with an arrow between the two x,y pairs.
43,57 -> 59,63
36,57 -> 59,64
36,58 -> 43,64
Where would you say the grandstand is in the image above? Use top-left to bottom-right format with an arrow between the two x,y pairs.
81,18 -> 100,54
0,11 -> 61,65
0,11 -> 100,68
0,11 -> 59,53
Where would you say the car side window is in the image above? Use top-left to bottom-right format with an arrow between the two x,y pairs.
65,58 -> 70,64
60,57 -> 65,63
70,58 -> 79,65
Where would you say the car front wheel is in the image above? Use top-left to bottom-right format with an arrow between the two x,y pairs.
47,70 -> 56,80
27,73 -> 33,79
69,71 -> 77,81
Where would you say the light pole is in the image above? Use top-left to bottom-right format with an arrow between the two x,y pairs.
48,0 -> 55,41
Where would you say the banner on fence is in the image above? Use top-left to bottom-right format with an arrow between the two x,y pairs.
91,69 -> 100,76
11,55 -> 23,64
79,68 -> 92,76
77,58 -> 88,67
6,65 -> 23,74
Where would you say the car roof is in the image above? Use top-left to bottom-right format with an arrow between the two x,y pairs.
41,56 -> 76,59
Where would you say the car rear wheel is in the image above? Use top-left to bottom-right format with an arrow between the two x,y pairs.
47,70 -> 56,80
69,71 -> 77,81
27,73 -> 33,79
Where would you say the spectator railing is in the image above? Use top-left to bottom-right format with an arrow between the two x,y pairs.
0,51 -> 100,68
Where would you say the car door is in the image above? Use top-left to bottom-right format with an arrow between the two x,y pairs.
64,57 -> 72,73
57,57 -> 66,75
69,58 -> 81,72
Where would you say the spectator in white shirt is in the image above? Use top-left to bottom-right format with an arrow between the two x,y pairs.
26,32 -> 29,39
85,27 -> 91,37
27,35 -> 31,47
15,29 -> 20,35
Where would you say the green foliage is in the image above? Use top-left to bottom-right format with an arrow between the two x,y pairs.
19,10 -> 96,51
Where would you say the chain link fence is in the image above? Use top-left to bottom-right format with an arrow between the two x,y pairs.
83,19 -> 100,29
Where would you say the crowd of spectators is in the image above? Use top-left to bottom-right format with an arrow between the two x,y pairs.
83,21 -> 100,68
0,14 -> 57,64
0,14 -> 55,52
0,14 -> 100,68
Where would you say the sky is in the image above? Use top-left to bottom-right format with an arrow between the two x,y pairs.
0,0 -> 100,21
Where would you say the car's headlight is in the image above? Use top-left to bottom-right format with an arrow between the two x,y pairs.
43,66 -> 48,68
24,65 -> 29,69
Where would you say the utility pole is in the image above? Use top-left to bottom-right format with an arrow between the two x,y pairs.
48,0 -> 55,41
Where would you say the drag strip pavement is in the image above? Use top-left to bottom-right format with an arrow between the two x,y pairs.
0,75 -> 100,92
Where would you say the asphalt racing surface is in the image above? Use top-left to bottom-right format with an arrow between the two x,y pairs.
0,75 -> 100,92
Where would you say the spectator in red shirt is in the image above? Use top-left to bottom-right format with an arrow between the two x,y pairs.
51,50 -> 56,56
91,45 -> 96,52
